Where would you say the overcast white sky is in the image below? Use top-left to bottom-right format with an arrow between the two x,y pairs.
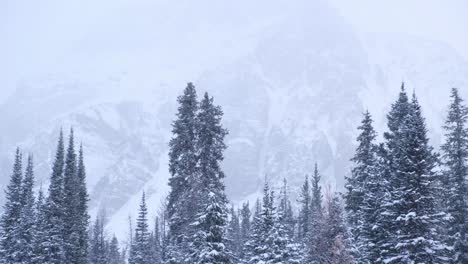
1,0 -> 467,102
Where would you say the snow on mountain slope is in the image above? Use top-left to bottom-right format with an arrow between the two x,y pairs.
361,33 -> 468,144
1,0 -> 467,243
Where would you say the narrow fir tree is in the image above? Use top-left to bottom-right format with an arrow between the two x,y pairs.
344,111 -> 381,262
17,154 -> 37,263
108,235 -> 125,264
89,214 -> 107,264
307,164 -> 325,264
384,92 -> 442,263
0,148 -> 23,263
76,144 -> 90,264
239,201 -> 251,255
43,130 -> 66,264
311,163 -> 323,218
33,186 -> 47,264
322,194 -> 353,263
148,217 -> 163,264
166,83 -> 199,263
244,181 -> 301,264
298,174 -> 311,242
63,129 -> 80,264
129,192 -> 151,264
278,178 -> 295,239
191,92 -> 231,264
226,206 -> 241,259
243,181 -> 275,264
441,88 -> 468,263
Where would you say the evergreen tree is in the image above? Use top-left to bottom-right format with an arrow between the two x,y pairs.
441,88 -> 468,263
322,194 -> 353,263
330,235 -> 354,264
311,163 -> 323,218
298,174 -> 311,242
344,111 -> 381,262
166,83 -> 199,263
239,201 -> 251,257
0,148 -> 23,263
33,186 -> 47,264
383,91 -> 442,263
191,92 -> 231,264
17,154 -> 37,263
43,130 -> 66,264
278,178 -> 295,239
129,192 -> 151,264
148,217 -> 163,264
240,201 -> 252,245
77,144 -> 90,264
89,214 -> 107,264
108,235 -> 125,264
243,181 -> 275,264
226,206 -> 241,259
63,129 -> 81,264
244,181 -> 302,264
307,164 -> 325,264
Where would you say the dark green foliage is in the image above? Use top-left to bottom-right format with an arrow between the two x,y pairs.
0,148 -> 23,262
298,174 -> 311,242
441,88 -> 468,263
166,83 -> 199,263
17,155 -> 37,262
129,193 -> 152,264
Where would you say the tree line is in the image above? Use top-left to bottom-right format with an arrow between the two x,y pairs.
0,83 -> 466,263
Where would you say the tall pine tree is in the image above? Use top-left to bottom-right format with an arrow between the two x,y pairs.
76,144 -> 90,264
382,89 -> 442,263
441,88 -> 468,263
298,174 -> 311,242
166,83 -> 199,263
63,129 -> 80,264
129,192 -> 151,264
0,148 -> 23,263
191,92 -> 231,264
344,111 -> 381,262
17,154 -> 37,263
43,130 -> 66,264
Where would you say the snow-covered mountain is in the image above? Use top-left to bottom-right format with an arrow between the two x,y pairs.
1,0 -> 467,241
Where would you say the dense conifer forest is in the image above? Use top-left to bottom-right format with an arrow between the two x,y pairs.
0,83 -> 466,263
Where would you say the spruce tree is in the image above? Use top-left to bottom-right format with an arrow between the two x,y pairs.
148,217 -> 163,264
243,181 -> 275,264
307,164 -> 325,264
311,163 -> 323,218
76,144 -> 90,264
0,148 -> 23,263
383,91 -> 442,263
298,174 -> 311,242
33,186 -> 47,264
344,111 -> 381,262
89,214 -> 107,264
43,130 -> 66,264
226,206 -> 241,259
239,201 -> 251,260
191,92 -> 231,264
244,181 -> 301,264
441,88 -> 468,263
129,192 -> 151,264
108,235 -> 125,264
278,178 -> 295,239
322,194 -> 353,263
63,129 -> 80,264
17,154 -> 37,263
166,83 -> 199,263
